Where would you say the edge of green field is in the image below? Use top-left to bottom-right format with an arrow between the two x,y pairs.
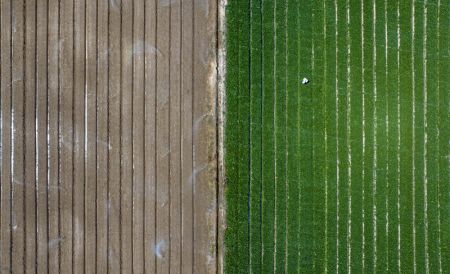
223,0 -> 449,273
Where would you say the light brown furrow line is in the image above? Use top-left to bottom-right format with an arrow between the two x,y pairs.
155,0 -> 171,271
85,0 -> 97,272
180,0 -> 194,272
35,0 -> 49,272
169,0 -> 182,270
191,0 -> 194,270
107,0 -> 122,271
11,0 -> 26,271
143,0 -> 157,272
25,0 -> 39,271
47,0 -> 60,272
73,0 -> 87,272
59,0 -> 75,270
24,0 -> 38,271
0,1 -> 12,271
0,1 -> 13,272
96,0 -> 110,271
132,0 -> 146,272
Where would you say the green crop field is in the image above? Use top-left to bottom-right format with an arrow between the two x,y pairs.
224,0 -> 449,273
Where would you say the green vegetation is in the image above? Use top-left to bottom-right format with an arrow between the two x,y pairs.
224,0 -> 449,273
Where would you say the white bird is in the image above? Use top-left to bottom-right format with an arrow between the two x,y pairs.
302,77 -> 310,85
